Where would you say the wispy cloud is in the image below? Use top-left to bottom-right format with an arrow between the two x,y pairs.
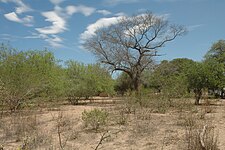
0,0 -> 32,14
25,32 -> 64,48
187,24 -> 204,31
1,0 -> 34,26
80,12 -> 170,43
103,0 -> 141,5
36,11 -> 66,34
45,35 -> 63,47
49,0 -> 64,5
80,16 -> 123,42
97,10 -> 112,16
115,12 -> 127,16
4,12 -> 34,26
4,12 -> 21,22
0,33 -> 22,41
65,5 -> 95,16
32,1 -> 96,47
34,7 -> 67,47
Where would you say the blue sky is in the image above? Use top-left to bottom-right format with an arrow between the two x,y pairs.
0,0 -> 224,63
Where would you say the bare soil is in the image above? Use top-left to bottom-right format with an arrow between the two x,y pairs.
0,98 -> 225,150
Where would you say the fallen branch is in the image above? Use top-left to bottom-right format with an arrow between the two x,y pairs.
94,131 -> 110,150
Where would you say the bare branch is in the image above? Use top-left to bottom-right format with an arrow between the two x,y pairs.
83,11 -> 186,91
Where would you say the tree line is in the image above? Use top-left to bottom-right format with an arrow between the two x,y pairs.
0,39 -> 224,111
0,11 -> 224,112
83,11 -> 225,105
0,44 -> 115,111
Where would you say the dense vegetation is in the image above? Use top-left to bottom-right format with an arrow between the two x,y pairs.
0,44 -> 115,111
0,39 -> 225,112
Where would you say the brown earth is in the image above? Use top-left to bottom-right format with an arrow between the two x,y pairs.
0,98 -> 225,150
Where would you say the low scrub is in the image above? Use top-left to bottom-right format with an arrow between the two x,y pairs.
82,108 -> 108,131
183,113 -> 219,150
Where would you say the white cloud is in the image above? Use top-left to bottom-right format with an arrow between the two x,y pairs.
104,0 -> 140,5
33,2 -> 95,47
25,33 -> 48,39
36,4 -> 95,35
4,12 -> 21,22
115,12 -> 127,16
22,15 -> 34,26
80,16 -> 123,41
36,11 -> 66,34
80,12 -> 170,42
4,12 -> 34,26
0,0 -> 32,14
66,5 -> 95,16
45,35 -> 63,47
1,0 -> 34,26
25,33 -> 64,48
14,0 -> 32,14
65,5 -> 76,15
97,10 -> 112,16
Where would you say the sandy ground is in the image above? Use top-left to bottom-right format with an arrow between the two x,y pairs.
213,101 -> 225,149
1,98 -> 225,150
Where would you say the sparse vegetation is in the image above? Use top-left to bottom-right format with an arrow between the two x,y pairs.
82,108 -> 109,131
0,14 -> 224,149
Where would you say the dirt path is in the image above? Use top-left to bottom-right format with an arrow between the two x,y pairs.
213,100 -> 225,149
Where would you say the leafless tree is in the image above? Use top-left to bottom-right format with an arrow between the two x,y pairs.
84,12 -> 186,92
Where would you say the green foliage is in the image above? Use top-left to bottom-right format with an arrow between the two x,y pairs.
205,39 -> 225,64
114,72 -> 132,95
65,61 -> 114,104
148,58 -> 194,98
187,60 -> 225,104
82,108 -> 108,131
0,44 -> 61,111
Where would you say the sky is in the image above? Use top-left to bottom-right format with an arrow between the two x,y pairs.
0,0 -> 225,64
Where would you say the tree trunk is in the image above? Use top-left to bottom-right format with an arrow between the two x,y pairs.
132,76 -> 142,96
194,89 -> 202,105
133,78 -> 141,92
220,88 -> 224,99
127,71 -> 142,94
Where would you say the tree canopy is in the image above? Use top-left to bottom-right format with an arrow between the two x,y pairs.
186,60 -> 225,104
65,61 -> 114,104
205,40 -> 225,64
0,44 -> 60,111
148,58 -> 194,97
84,12 -> 186,92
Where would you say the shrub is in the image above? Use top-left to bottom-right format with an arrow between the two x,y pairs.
82,108 -> 108,131
116,109 -> 128,125
181,113 -> 219,150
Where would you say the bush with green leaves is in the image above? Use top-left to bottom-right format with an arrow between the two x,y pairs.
82,108 -> 108,131
65,61 -> 115,104
0,44 -> 61,111
148,58 -> 194,98
186,60 -> 225,105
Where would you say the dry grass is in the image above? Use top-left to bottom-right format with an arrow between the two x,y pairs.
0,97 -> 223,150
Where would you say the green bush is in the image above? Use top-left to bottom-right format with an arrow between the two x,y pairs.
82,108 -> 108,131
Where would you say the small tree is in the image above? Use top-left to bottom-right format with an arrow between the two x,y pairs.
148,58 -> 194,97
84,11 -> 186,92
187,60 -> 224,105
114,72 -> 133,95
205,39 -> 225,64
204,40 -> 225,98
0,44 -> 59,111
65,61 -> 114,104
